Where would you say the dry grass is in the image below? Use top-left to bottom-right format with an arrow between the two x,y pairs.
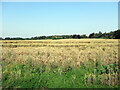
2,39 -> 118,66
1,39 -> 119,88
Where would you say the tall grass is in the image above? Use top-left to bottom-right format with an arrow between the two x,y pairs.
1,39 -> 119,88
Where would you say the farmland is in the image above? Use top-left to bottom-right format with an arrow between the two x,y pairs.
1,39 -> 119,88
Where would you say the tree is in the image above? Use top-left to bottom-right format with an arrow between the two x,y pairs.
97,31 -> 103,38
72,34 -> 80,39
80,34 -> 87,38
113,30 -> 120,39
0,37 -> 3,40
2,29 -> 120,40
5,37 -> 11,40
52,35 -> 57,39
89,33 -> 94,38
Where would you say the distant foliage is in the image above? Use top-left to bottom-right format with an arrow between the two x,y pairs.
4,37 -> 25,40
0,37 -> 3,40
2,29 -> 120,40
113,30 -> 120,39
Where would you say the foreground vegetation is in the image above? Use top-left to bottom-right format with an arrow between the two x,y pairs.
1,39 -> 119,88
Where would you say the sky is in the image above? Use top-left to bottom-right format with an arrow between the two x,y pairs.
2,2 -> 118,38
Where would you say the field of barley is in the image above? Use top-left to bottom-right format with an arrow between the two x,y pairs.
1,39 -> 119,88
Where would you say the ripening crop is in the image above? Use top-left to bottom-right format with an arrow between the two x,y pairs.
1,39 -> 119,88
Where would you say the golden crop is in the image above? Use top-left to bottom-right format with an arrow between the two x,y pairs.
1,39 -> 118,67
1,39 -> 119,87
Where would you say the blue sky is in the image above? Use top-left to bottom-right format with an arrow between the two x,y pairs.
2,2 -> 118,38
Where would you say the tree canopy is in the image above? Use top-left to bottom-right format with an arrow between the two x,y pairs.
1,29 -> 120,40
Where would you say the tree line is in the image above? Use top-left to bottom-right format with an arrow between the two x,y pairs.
0,29 -> 120,40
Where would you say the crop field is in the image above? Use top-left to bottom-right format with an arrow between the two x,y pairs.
1,39 -> 120,88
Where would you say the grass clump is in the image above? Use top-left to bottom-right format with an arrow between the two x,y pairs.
2,60 -> 119,88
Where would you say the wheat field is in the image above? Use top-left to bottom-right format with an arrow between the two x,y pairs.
1,39 -> 119,88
